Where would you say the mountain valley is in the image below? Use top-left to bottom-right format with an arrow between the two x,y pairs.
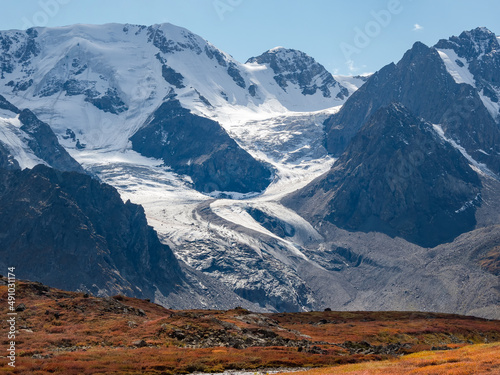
0,23 -> 499,320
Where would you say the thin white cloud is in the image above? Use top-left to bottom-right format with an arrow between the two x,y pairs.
413,23 -> 424,32
345,60 -> 369,75
346,60 -> 359,73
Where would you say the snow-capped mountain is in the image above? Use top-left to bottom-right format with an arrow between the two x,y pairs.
246,47 -> 349,104
435,27 -> 500,122
0,23 -> 350,154
0,22 -> 357,311
0,22 -> 358,196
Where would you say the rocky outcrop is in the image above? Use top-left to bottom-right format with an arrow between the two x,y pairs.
130,98 -> 272,194
0,94 -> 83,172
246,207 -> 295,238
286,103 -> 482,247
0,94 -> 20,113
0,141 -> 19,170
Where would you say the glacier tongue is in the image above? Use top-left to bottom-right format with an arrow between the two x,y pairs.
79,108 -> 338,311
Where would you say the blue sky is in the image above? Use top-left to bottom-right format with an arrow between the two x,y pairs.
0,0 -> 498,75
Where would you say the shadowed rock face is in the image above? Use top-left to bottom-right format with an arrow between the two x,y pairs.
325,33 -> 500,175
285,103 -> 482,248
130,99 -> 272,194
0,94 -> 20,113
0,164 -> 183,298
245,207 -> 296,239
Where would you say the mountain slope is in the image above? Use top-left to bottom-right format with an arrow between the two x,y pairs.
0,162 -> 265,311
324,28 -> 500,175
285,103 -> 482,247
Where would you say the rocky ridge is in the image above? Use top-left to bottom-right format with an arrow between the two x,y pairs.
247,47 -> 349,100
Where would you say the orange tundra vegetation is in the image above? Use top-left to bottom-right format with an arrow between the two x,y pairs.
1,277 -> 499,375
277,342 -> 500,374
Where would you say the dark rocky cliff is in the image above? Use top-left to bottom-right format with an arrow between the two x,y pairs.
0,164 -> 184,298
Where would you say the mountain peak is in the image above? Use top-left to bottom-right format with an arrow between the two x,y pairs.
247,47 -> 316,67
246,47 -> 348,100
435,27 -> 499,59
460,27 -> 497,41
460,27 -> 499,53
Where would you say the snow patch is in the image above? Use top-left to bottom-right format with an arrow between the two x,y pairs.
436,49 -> 476,86
432,124 -> 498,179
334,75 -> 369,95
478,87 -> 500,121
455,194 -> 481,213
